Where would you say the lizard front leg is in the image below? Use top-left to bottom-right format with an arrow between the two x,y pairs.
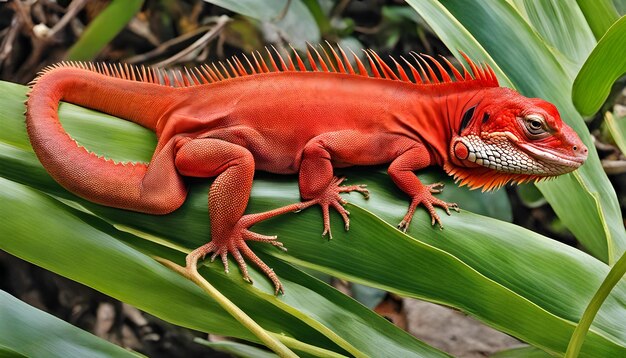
388,144 -> 459,231
299,131 -> 421,238
175,138 -> 305,294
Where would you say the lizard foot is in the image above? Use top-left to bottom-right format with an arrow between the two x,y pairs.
307,176 -> 369,238
397,182 -> 459,232
185,215 -> 287,295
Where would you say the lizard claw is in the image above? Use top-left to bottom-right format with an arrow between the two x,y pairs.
185,216 -> 286,295
398,183 -> 459,233
308,176 -> 365,238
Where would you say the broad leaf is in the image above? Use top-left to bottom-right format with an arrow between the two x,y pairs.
572,15 -> 626,116
576,0 -> 621,39
0,290 -> 141,358
203,0 -> 320,49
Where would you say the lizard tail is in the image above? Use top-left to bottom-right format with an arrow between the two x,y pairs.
25,66 -> 186,214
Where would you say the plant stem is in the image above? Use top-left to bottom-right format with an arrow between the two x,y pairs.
271,334 -> 348,358
565,251 -> 626,357
156,257 -> 298,358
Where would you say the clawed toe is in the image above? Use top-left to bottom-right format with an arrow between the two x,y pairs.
312,176 -> 368,238
397,183 -> 460,233
185,225 -> 286,294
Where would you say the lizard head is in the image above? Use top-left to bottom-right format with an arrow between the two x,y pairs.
446,87 -> 588,191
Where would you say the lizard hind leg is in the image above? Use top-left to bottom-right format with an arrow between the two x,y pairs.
175,138 -> 305,295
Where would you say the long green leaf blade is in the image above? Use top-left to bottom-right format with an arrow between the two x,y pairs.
66,0 -> 144,60
576,0 -> 621,39
572,15 -> 626,116
0,290 -> 141,358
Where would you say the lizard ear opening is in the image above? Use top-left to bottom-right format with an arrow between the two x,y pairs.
459,106 -> 476,134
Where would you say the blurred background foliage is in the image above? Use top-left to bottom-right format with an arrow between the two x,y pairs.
1,0 -> 626,357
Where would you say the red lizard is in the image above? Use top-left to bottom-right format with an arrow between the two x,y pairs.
25,45 -> 588,294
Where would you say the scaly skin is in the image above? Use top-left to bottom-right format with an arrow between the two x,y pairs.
25,46 -> 588,294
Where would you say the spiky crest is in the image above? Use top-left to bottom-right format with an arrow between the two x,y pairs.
32,45 -> 499,89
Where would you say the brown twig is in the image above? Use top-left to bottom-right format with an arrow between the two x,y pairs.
44,0 -> 88,39
151,15 -> 230,68
125,15 -> 229,65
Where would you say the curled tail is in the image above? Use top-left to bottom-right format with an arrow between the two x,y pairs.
26,64 -> 187,214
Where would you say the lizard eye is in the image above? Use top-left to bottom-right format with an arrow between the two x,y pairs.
523,114 -> 550,138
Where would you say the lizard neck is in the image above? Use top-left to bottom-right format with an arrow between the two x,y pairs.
400,87 -> 488,167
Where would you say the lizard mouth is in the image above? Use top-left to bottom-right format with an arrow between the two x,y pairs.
517,142 -> 585,169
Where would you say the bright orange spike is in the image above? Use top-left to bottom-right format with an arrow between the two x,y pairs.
422,54 -> 451,82
226,59 -> 239,78
211,63 -> 226,80
127,64 -> 136,81
439,55 -> 464,81
363,50 -> 381,78
161,69 -> 171,86
147,66 -> 154,83
390,56 -> 410,82
233,57 -> 248,76
181,69 -> 192,86
271,45 -> 289,71
400,55 -> 422,84
200,64 -> 216,82
487,64 -> 498,83
194,67 -> 210,83
311,45 -> 329,72
265,47 -> 280,72
204,64 -> 220,82
409,53 -> 430,84
290,45 -> 307,71
351,50 -> 368,76
219,62 -> 231,79
119,64 -> 128,80
415,54 -> 439,84
286,53 -> 296,71
139,65 -> 146,82
338,45 -> 355,75
460,51 -> 480,80
172,70 -> 183,87
368,50 -> 398,80
186,67 -> 200,85
326,41 -> 346,73
250,52 -> 264,73
305,46 -> 319,71
319,45 -> 336,72
257,51 -> 270,73
242,54 -> 257,75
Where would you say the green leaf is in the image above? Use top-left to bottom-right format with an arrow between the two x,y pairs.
195,339 -> 278,358
513,0 -> 595,70
566,250 -> 626,357
66,0 -> 144,61
203,0 -> 320,49
576,0 -> 621,39
516,183 -> 547,209
407,0 -> 626,265
0,290 -> 141,358
491,346 -> 553,358
605,111 -> 626,156
573,15 -> 626,116
3,80 -> 626,356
